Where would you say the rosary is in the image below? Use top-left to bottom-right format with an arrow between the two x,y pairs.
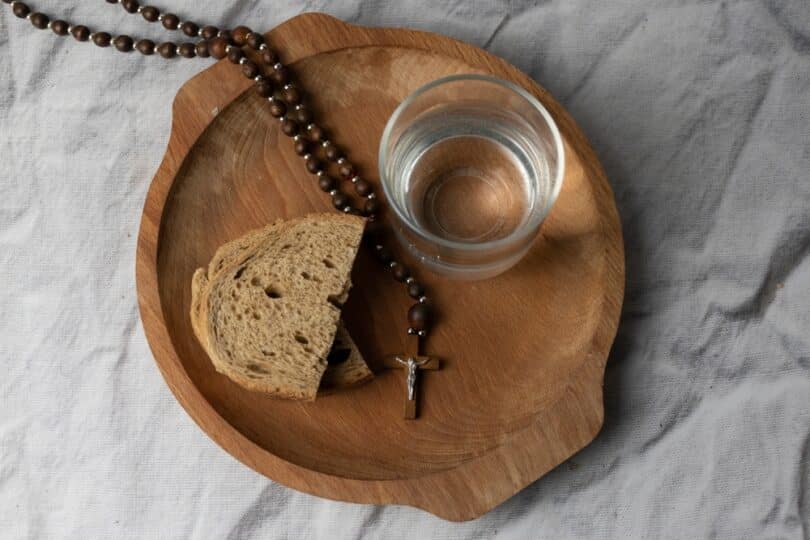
4,0 -> 440,418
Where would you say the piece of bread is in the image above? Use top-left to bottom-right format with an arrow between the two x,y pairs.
190,214 -> 372,400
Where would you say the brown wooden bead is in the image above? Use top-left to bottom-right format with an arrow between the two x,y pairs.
408,303 -> 432,331
338,162 -> 354,178
261,48 -> 278,65
293,139 -> 308,156
308,124 -> 325,143
50,20 -> 69,36
12,2 -> 30,18
280,118 -> 298,136
208,37 -> 228,59
140,6 -> 159,22
181,21 -> 199,38
364,197 -> 380,216
407,282 -> 425,299
178,42 -> 196,58
71,25 -> 90,41
92,32 -> 112,47
375,247 -> 393,264
318,175 -> 336,192
294,106 -> 312,125
332,191 -> 350,210
305,156 -> 321,173
255,79 -> 273,98
29,12 -> 48,29
136,39 -> 155,55
232,26 -> 251,46
323,142 -> 340,161
270,64 -> 289,85
158,42 -> 177,58
194,40 -> 209,58
391,262 -> 410,282
121,0 -> 139,13
354,179 -> 372,197
218,30 -> 233,44
241,61 -> 259,79
226,47 -> 244,64
161,13 -> 179,30
246,32 -> 263,49
268,100 -> 286,118
113,35 -> 134,52
200,25 -> 218,40
282,85 -> 301,105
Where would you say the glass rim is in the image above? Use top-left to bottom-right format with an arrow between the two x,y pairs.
378,73 -> 566,253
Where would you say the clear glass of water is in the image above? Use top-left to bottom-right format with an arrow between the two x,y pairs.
379,74 -> 565,280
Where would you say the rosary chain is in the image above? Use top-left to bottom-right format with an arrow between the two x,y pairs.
4,0 -> 434,338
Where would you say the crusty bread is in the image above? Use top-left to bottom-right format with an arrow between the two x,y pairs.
190,214 -> 371,400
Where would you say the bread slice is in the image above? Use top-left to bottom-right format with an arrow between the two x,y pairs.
190,214 -> 371,400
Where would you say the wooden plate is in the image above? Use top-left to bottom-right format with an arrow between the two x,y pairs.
136,13 -> 624,521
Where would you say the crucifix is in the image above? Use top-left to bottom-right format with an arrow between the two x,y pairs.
383,354 -> 440,419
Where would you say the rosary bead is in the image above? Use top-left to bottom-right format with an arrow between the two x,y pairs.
282,85 -> 301,105
407,303 -> 432,332
12,2 -> 30,19
178,42 -> 196,58
200,25 -> 219,40
391,262 -> 410,282
113,35 -> 134,52
293,139 -> 308,156
338,162 -> 354,178
136,39 -> 155,55
218,29 -> 233,44
255,79 -> 273,98
280,118 -> 299,136
232,25 -> 251,46
121,0 -> 139,14
140,6 -> 159,22
71,25 -> 90,42
307,123 -> 326,143
261,48 -> 278,65
268,100 -> 286,118
376,247 -> 393,264
407,281 -> 425,299
246,32 -> 264,49
331,191 -> 350,210
305,155 -> 321,173
194,40 -> 209,58
294,106 -> 312,125
226,46 -> 244,64
161,13 -> 179,30
181,21 -> 199,38
92,32 -> 112,47
208,36 -> 228,59
50,20 -> 69,36
241,60 -> 259,79
363,197 -> 381,216
318,175 -> 336,192
157,42 -> 177,58
323,141 -> 340,161
353,178 -> 372,197
270,64 -> 289,85
29,12 -> 48,29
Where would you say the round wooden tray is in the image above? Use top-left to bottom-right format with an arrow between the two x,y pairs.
136,13 -> 624,521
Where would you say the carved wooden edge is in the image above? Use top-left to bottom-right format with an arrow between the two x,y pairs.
136,12 -> 625,521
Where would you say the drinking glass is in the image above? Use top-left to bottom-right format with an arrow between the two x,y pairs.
379,74 -> 564,280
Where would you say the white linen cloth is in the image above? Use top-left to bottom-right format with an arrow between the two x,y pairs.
1,1 -> 808,538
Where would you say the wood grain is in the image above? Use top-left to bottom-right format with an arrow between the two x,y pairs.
136,13 -> 624,521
